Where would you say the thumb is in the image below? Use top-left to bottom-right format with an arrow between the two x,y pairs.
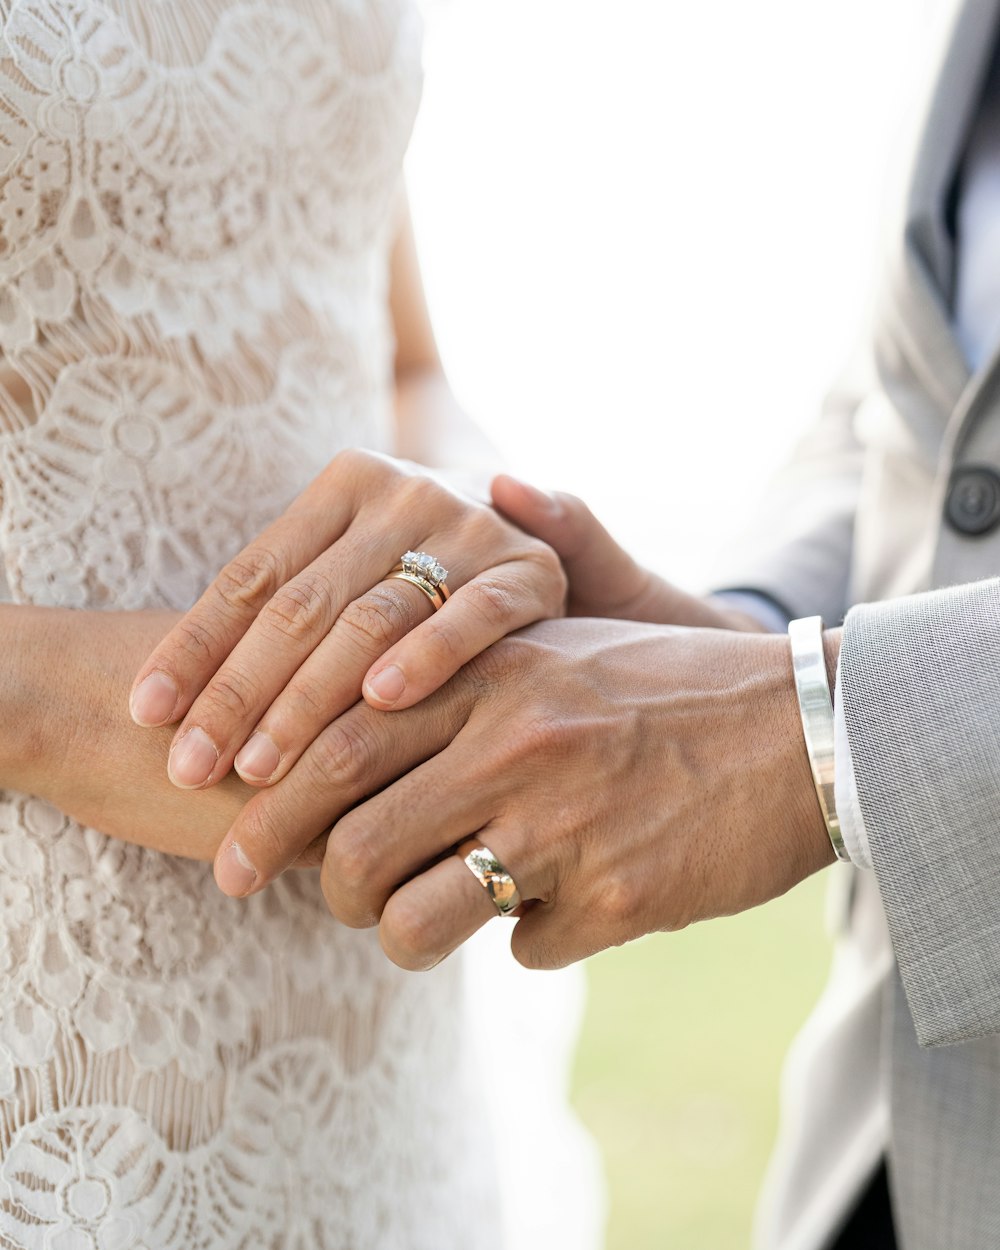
491,474 -> 648,614
490,474 -> 591,559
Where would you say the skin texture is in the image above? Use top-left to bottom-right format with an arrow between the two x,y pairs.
193,473 -> 841,971
198,615 -> 838,970
128,448 -> 567,804
0,607 -> 253,861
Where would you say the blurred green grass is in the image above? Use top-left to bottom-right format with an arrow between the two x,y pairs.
570,873 -> 833,1250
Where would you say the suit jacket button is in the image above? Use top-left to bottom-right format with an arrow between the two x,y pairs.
945,466 -> 1000,535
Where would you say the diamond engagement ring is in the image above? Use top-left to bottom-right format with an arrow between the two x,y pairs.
456,839 -> 522,916
387,550 -> 451,611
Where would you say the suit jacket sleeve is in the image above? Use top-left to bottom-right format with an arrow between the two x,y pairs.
840,577 -> 1000,1048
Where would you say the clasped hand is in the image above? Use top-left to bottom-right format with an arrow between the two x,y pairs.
129,454 -> 833,969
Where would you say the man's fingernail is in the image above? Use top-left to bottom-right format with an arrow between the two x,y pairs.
216,841 -> 257,897
130,671 -> 178,727
513,477 -> 562,516
168,727 -> 219,788
365,665 -> 406,706
235,732 -> 281,782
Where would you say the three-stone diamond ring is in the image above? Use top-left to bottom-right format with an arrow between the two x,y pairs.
387,550 -> 451,611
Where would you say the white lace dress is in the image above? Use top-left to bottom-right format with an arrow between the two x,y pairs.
0,2 -> 601,1246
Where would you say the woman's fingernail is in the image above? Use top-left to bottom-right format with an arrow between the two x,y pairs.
216,841 -> 257,897
168,727 -> 219,788
130,671 -> 178,727
235,732 -> 281,782
365,665 -> 406,706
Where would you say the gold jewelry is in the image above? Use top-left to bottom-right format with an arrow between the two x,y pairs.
456,839 -> 522,916
788,616 -> 851,862
387,551 -> 451,611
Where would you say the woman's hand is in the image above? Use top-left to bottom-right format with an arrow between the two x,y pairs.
491,474 -> 768,631
129,449 -> 566,792
205,616 -> 836,964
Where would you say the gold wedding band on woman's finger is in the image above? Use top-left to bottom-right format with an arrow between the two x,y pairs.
386,550 -> 451,611
456,838 -> 522,916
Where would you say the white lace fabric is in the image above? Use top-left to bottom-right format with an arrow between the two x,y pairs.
0,2 -> 505,1245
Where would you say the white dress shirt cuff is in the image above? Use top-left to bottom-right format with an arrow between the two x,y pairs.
709,590 -> 792,636
833,650 -> 873,870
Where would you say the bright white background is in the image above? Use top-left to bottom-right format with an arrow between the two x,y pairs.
408,0 -> 948,589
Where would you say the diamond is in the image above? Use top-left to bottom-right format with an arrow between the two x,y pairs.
400,551 -> 446,586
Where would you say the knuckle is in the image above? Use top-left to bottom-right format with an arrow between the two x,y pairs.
237,804 -> 290,874
215,548 -> 283,616
326,817 -> 382,902
508,710 -> 572,762
320,857 -> 373,928
464,576 -> 518,630
420,616 -> 465,669
396,471 -> 427,506
263,572 -> 334,644
465,503 -> 504,543
340,587 -> 419,653
311,721 -> 373,791
464,632 -> 524,693
381,895 -> 439,970
532,543 -> 569,609
326,446 -> 367,479
528,711 -> 570,752
204,668 -> 262,722
281,672 -> 331,723
173,615 -> 222,667
598,871 -> 642,929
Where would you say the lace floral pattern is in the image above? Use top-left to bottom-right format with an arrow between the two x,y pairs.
0,2 -> 503,1246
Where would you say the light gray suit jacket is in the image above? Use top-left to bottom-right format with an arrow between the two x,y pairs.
719,3 -> 1000,1247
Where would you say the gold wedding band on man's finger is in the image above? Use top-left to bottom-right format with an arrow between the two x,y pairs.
455,839 -> 522,915
379,846 -> 525,971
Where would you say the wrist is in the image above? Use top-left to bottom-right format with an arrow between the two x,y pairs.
767,634 -> 838,880
0,605 -> 64,792
0,606 -> 251,861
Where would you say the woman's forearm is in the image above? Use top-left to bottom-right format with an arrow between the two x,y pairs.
0,604 -> 253,861
393,367 -> 505,498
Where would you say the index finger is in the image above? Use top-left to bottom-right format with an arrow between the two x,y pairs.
128,496 -> 350,728
213,673 -> 476,898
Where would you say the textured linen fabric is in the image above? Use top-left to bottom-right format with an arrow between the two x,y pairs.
841,578 -> 1000,1048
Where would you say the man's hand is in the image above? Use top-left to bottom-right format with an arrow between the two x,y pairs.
212,617 -> 837,967
491,474 -> 766,631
